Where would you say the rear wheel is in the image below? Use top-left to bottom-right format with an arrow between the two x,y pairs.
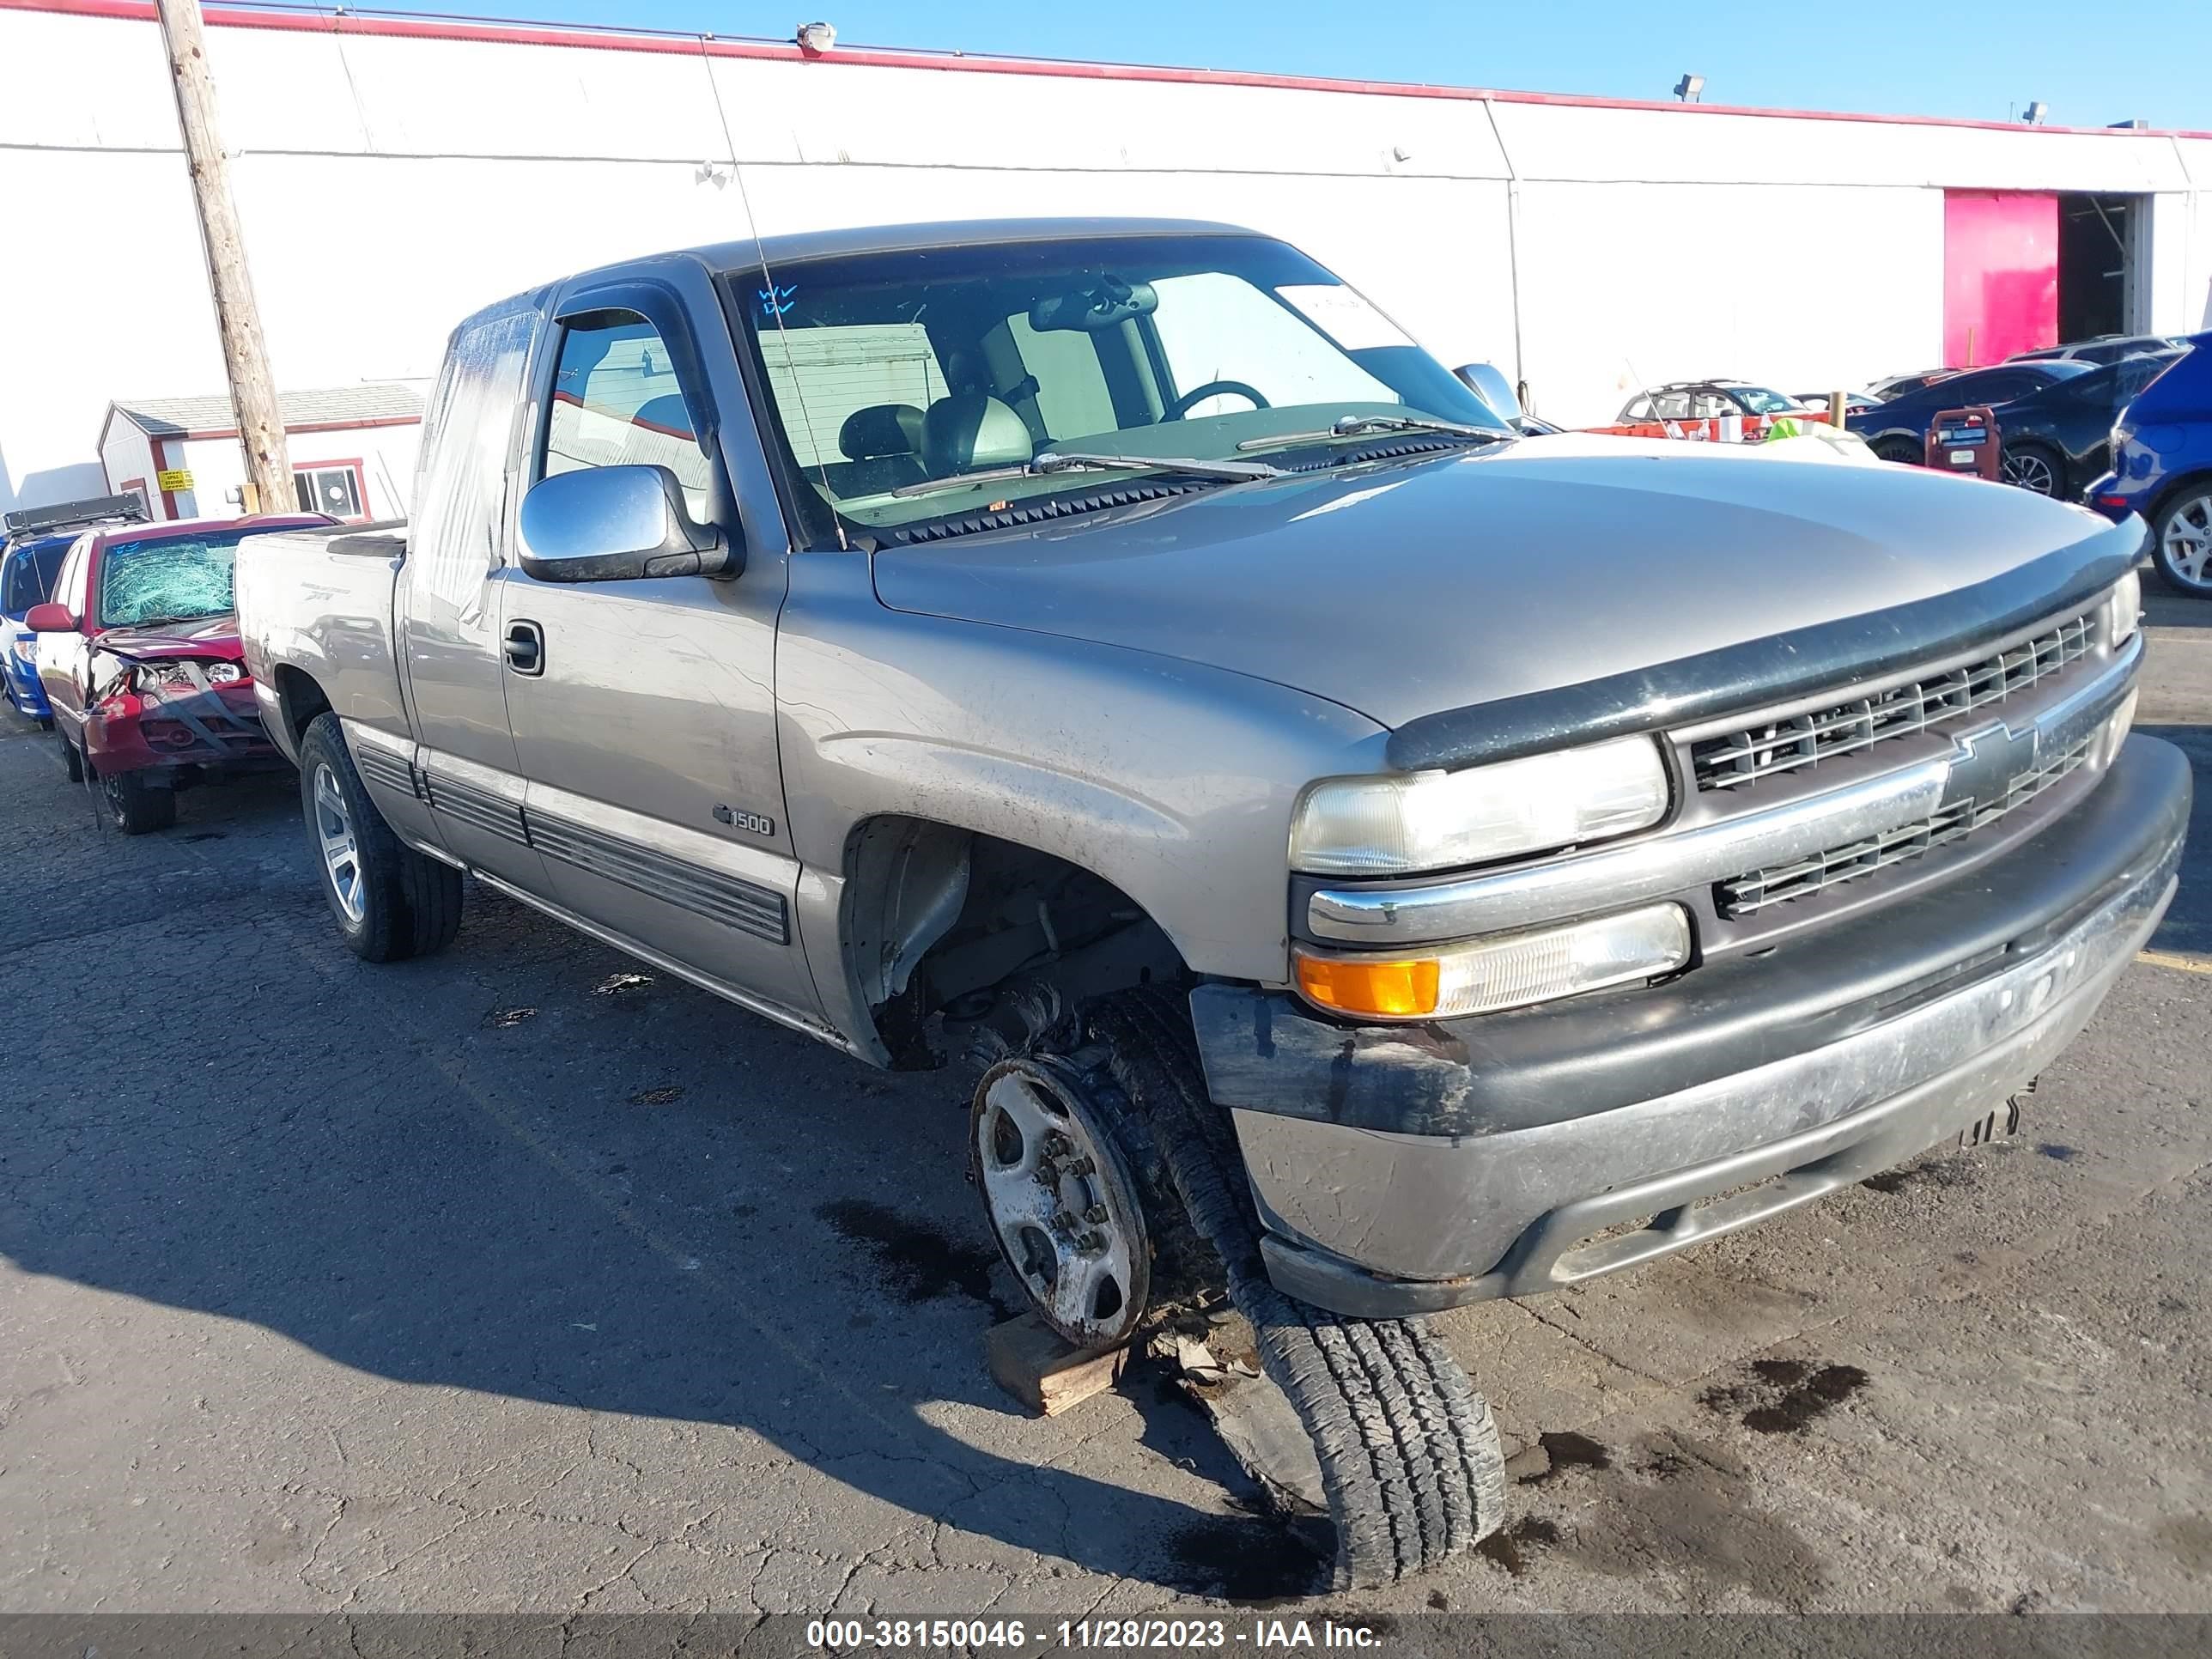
2151,485 -> 2212,597
98,766 -> 176,835
298,713 -> 463,961
2001,442 -> 2063,496
1870,437 -> 1923,465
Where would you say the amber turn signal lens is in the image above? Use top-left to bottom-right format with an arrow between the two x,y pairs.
1295,953 -> 1442,1018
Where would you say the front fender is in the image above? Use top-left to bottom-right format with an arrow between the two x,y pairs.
775,552 -> 1388,987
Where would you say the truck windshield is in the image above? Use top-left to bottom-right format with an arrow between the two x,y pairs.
97,527 -> 283,628
728,233 -> 1508,542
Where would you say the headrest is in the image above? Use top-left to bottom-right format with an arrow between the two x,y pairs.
839,404 -> 924,461
921,395 -> 1031,477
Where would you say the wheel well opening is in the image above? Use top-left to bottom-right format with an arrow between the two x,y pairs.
844,818 -> 1188,1070
272,665 -> 332,750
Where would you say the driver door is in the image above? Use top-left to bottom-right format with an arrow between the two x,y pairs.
500,272 -> 814,1026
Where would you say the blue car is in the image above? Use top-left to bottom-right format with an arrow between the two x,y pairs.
1,532 -> 74,726
2,494 -> 149,724
2089,331 -> 2212,597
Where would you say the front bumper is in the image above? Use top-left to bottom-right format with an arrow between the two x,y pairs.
1197,734 -> 2190,1318
3,641 -> 48,719
85,680 -> 277,776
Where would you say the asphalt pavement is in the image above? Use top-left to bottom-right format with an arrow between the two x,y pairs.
2,595 -> 2209,1621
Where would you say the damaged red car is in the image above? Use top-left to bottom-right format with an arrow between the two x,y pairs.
26,514 -> 332,832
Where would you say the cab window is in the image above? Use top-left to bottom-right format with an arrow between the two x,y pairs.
544,313 -> 714,515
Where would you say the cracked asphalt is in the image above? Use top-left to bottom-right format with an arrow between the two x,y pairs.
2,596 -> 2209,1620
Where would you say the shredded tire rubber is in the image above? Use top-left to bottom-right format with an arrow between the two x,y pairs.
1087,987 -> 1507,1589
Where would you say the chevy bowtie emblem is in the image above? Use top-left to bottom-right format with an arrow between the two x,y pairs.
1942,720 -> 2039,810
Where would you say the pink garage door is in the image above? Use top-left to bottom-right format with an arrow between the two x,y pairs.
1944,191 -> 2058,368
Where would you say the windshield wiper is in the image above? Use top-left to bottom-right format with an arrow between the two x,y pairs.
1234,413 -> 1509,453
890,449 -> 1282,499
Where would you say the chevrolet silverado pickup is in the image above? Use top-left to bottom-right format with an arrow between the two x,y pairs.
234,218 -> 2187,1589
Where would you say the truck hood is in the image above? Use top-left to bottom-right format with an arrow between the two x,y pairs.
870,434 -> 2136,733
92,614 -> 245,662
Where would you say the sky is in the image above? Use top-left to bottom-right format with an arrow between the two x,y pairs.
358,0 -> 2212,130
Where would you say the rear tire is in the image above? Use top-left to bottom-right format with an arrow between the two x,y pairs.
2150,484 -> 2212,598
98,766 -> 177,835
2001,441 -> 2063,497
58,730 -> 82,782
1085,988 -> 1506,1589
298,712 -> 463,962
1871,437 -> 1923,466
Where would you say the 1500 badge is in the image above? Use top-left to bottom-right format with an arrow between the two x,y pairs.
712,803 -> 775,837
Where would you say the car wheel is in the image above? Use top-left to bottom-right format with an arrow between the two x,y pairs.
978,984 -> 1508,1589
58,730 -> 82,782
2002,443 -> 2063,496
2151,485 -> 2212,598
1871,437 -> 1923,465
98,766 -> 177,835
298,712 -> 463,961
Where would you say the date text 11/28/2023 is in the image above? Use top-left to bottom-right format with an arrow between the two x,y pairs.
804,1619 -> 1386,1650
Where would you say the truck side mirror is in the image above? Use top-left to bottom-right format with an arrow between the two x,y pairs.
517,464 -> 740,584
1452,362 -> 1525,425
23,602 -> 75,632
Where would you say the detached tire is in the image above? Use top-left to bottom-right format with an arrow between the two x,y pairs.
298,713 -> 462,962
98,765 -> 176,835
1087,988 -> 1506,1589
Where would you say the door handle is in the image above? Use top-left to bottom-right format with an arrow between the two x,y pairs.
504,618 -> 544,677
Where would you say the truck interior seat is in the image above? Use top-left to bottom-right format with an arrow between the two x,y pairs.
921,393 -> 1033,477
817,404 -> 928,498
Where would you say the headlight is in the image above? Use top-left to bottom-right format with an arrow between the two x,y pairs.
1293,902 -> 1692,1020
8,636 -> 33,665
2106,569 -> 2141,647
133,662 -> 194,693
1291,736 -> 1670,876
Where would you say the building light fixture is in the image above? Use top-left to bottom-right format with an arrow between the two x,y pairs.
1674,74 -> 1704,103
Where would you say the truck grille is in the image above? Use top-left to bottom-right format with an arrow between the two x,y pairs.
1716,733 -> 2092,917
1692,609 -> 2096,793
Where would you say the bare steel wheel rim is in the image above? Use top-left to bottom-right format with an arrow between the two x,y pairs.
971,1057 -> 1151,1350
2164,492 -> 2212,590
2003,450 -> 2057,495
313,763 -> 367,925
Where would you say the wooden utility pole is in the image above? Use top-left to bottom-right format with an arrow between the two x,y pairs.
154,0 -> 292,515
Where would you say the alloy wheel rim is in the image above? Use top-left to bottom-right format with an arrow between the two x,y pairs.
972,1059 -> 1150,1349
2004,452 -> 2056,495
313,763 -> 366,924
2165,494 -> 2212,590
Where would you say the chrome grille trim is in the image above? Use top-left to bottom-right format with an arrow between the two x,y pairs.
1692,608 -> 2097,792
1303,631 -> 2142,948
1717,735 -> 2094,916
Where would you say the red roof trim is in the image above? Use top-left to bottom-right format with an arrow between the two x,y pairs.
9,0 -> 2209,141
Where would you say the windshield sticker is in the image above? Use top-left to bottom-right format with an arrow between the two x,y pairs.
1276,285 -> 1416,353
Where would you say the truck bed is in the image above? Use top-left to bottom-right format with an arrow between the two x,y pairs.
234,520 -> 412,764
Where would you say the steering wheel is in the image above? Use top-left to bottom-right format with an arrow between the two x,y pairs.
1161,380 -> 1271,420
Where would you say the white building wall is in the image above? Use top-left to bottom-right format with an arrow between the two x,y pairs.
1,1 -> 2208,508
97,422 -> 159,515
159,423 -> 419,523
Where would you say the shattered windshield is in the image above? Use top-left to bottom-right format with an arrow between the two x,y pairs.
97,530 -> 264,628
729,233 -> 1507,544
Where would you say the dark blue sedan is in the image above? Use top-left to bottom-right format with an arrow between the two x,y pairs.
1848,361 -> 2093,465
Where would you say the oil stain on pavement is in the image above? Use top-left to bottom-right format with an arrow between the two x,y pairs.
817,1197 -> 1012,1315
